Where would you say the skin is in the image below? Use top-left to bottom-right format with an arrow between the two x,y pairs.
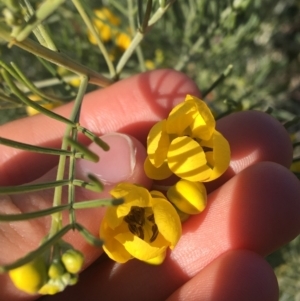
0,69 -> 299,301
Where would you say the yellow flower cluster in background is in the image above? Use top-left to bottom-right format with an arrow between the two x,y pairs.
88,8 -> 131,53
26,94 -> 59,116
100,95 -> 230,265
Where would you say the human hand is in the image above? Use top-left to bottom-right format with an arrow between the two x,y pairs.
0,69 -> 299,301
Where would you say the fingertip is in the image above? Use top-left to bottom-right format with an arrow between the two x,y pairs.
229,161 -> 300,253
76,133 -> 151,188
218,110 -> 293,172
167,250 -> 278,301
170,161 -> 300,278
206,110 -> 293,192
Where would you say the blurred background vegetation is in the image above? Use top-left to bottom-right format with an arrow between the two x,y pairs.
0,0 -> 300,299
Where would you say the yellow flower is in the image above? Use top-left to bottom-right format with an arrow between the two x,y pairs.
88,8 -> 120,44
167,179 -> 207,215
26,95 -> 59,116
145,59 -> 155,70
115,31 -> 131,51
9,257 -> 47,294
100,183 -> 182,265
56,66 -> 81,87
144,95 -> 230,182
39,282 -> 61,295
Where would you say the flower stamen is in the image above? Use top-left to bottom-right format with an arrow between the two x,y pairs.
124,207 -> 159,242
124,206 -> 146,240
124,206 -> 145,226
150,224 -> 159,242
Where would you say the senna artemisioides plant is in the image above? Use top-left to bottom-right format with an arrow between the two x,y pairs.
0,0 -> 174,295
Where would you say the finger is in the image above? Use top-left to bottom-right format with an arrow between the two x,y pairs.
206,110 -> 293,192
0,133 -> 150,301
0,69 -> 200,186
42,161 -> 300,300
173,162 -> 300,276
218,111 -> 292,170
166,250 -> 278,301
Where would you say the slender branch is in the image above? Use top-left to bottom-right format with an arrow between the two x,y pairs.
0,204 -> 70,222
0,26 -> 113,87
202,64 -> 233,98
0,180 -> 69,195
72,0 -> 116,78
73,198 -> 123,209
0,136 -> 72,156
74,223 -> 103,246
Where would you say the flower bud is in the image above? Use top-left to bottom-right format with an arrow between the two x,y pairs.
9,257 -> 47,294
167,180 -> 207,215
48,261 -> 65,279
61,249 -> 84,274
38,282 -> 61,295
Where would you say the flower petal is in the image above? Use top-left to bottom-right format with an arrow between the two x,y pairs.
151,198 -> 182,249
166,101 -> 197,135
167,180 -> 207,214
143,251 -> 166,265
100,220 -> 132,263
147,120 -> 170,167
150,190 -> 166,199
115,231 -> 166,261
144,157 -> 173,180
110,183 -> 152,218
104,207 -> 122,229
167,136 -> 211,181
201,130 -> 231,182
185,95 -> 215,140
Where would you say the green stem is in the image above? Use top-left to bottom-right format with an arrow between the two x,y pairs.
116,1 -> 173,76
77,126 -> 109,151
10,62 -> 63,104
49,76 -> 88,236
67,76 -> 88,228
0,136 -> 72,156
22,0 -> 58,50
0,180 -> 69,195
74,223 -> 103,247
127,0 -> 146,72
14,0 -> 66,42
0,26 -> 112,87
71,0 -> 116,78
0,204 -> 70,222
202,65 -> 233,98
65,137 -> 99,162
73,198 -> 123,209
72,179 -> 103,193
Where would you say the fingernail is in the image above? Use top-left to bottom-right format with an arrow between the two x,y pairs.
76,133 -> 136,184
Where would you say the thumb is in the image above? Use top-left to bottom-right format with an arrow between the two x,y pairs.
77,132 -> 151,191
0,132 -> 150,301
